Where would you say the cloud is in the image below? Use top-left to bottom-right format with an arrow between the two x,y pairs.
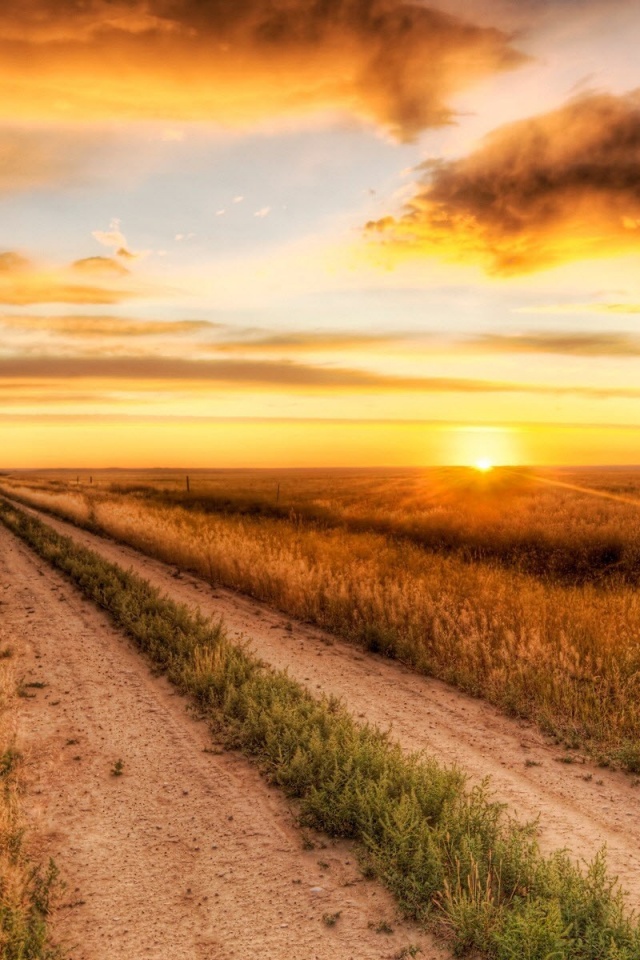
366,90 -> 640,272
0,315 -> 214,337
468,332 -> 640,356
515,302 -> 640,316
92,225 -> 127,250
0,250 -> 142,305
92,219 -> 139,259
2,354 -> 640,400
0,282 -> 136,306
0,252 -> 29,272
0,389 -> 134,406
211,331 -> 414,353
71,256 -> 130,277
0,1 -> 525,139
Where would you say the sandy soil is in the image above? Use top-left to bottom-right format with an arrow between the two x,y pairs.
12,501 -> 640,912
0,523 -> 445,960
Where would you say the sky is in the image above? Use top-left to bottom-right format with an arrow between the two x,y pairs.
2,0 -> 640,467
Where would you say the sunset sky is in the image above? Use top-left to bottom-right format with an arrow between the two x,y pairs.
2,0 -> 640,467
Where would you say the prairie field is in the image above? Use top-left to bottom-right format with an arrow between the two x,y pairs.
2,499 -> 639,959
4,466 -> 640,769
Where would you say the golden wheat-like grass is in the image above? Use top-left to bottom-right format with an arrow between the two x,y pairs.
5,474 -> 640,766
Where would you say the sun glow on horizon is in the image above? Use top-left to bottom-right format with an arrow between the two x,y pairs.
445,426 -> 523,469
0,2 -> 638,467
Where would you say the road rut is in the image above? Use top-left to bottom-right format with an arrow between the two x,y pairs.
0,521 -> 442,959
9,502 -> 640,908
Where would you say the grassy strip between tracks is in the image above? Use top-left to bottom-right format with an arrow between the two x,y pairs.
1,498 -> 638,960
0,636 -> 60,957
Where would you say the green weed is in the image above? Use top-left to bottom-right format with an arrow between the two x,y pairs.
2,499 -> 639,958
322,911 -> 341,927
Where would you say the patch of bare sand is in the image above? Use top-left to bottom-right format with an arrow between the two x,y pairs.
0,524 -> 444,960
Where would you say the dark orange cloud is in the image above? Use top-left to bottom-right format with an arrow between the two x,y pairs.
0,355 -> 491,389
367,90 -> 640,271
0,1 -> 524,138
1,355 -> 640,399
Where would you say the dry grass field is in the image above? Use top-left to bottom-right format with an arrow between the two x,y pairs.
8,465 -> 640,582
3,499 -> 640,959
4,466 -> 640,771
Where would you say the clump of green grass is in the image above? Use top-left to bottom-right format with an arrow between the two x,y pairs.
615,743 -> 640,775
2,499 -> 639,959
322,911 -> 341,927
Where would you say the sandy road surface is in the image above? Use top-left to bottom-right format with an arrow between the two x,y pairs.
12,501 -> 640,910
0,523 -> 444,960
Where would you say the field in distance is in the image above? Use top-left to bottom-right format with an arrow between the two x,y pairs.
3,465 -> 640,771
8,464 -> 640,583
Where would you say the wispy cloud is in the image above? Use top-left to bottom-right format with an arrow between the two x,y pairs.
92,219 -> 139,259
2,355 -> 640,400
467,332 -> 640,356
71,257 -> 130,277
0,315 -> 215,338
0,250 -> 144,305
210,331 -> 417,353
514,302 -> 640,316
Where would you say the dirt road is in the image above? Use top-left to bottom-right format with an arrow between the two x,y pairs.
0,522 -> 443,959
12,500 -> 640,911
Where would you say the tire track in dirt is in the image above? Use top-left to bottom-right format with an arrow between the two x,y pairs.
0,522 -> 443,960
11,503 -> 640,909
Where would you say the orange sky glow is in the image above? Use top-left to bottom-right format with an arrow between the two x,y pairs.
1,0 -> 640,467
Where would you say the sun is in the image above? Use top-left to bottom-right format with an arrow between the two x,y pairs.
474,457 -> 493,472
